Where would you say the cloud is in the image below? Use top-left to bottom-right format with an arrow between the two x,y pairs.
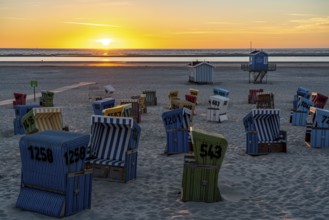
289,16 -> 329,32
64,22 -> 119,27
289,13 -> 314,17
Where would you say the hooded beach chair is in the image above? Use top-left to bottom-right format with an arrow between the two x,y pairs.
293,87 -> 311,110
22,107 -> 66,134
92,98 -> 115,115
290,96 -> 314,126
120,99 -> 142,123
13,104 -> 39,135
168,90 -> 179,109
248,89 -> 263,104
104,84 -> 115,96
256,91 -> 274,109
102,103 -> 132,117
86,115 -> 141,182
142,90 -> 157,106
181,128 -> 228,202
185,94 -> 197,105
16,130 -> 92,217
171,99 -> 196,116
243,109 -> 287,155
13,92 -> 27,107
161,108 -> 192,155
311,92 -> 328,109
188,88 -> 199,104
305,107 -> 329,148
40,90 -> 54,107
131,94 -> 147,114
213,87 -> 229,97
207,95 -> 230,122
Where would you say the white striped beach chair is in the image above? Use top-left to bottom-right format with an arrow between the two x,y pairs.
305,107 -> 329,148
207,95 -> 230,122
243,109 -> 287,155
87,115 -> 141,182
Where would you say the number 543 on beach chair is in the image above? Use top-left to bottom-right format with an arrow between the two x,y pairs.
181,128 -> 228,202
86,115 -> 141,183
243,109 -> 287,156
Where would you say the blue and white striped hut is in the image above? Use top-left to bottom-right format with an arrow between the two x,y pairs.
243,109 -> 287,155
162,108 -> 192,155
16,130 -> 92,217
305,107 -> 329,148
188,61 -> 214,84
87,115 -> 141,182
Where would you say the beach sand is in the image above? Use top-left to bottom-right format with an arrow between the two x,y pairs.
0,62 -> 329,220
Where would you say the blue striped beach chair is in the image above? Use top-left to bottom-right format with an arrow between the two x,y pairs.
162,108 -> 192,155
207,95 -> 230,122
16,130 -> 92,217
305,107 -> 329,148
293,87 -> 311,110
243,109 -> 287,155
290,96 -> 314,126
92,98 -> 115,115
87,115 -> 141,182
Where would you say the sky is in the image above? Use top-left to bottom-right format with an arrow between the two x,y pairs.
0,0 -> 328,49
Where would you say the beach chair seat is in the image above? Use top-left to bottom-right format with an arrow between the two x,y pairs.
248,89 -> 263,104
13,93 -> 27,107
86,115 -> 141,182
102,103 -> 132,117
207,95 -> 230,122
181,129 -> 228,202
162,108 -> 192,155
305,107 -> 329,148
92,98 -> 115,115
243,109 -> 287,155
256,92 -> 274,109
142,90 -> 157,106
40,90 -> 54,107
290,96 -> 314,126
22,107 -> 66,134
311,92 -> 328,109
16,131 -> 92,217
120,99 -> 142,123
213,87 -> 229,97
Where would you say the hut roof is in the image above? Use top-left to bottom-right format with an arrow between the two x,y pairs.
188,61 -> 214,68
250,50 -> 268,56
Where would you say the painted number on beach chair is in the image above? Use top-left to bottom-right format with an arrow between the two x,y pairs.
300,101 -> 311,109
322,115 -> 329,124
200,144 -> 222,159
164,115 -> 181,125
64,147 -> 86,165
210,100 -> 220,107
28,145 -> 53,163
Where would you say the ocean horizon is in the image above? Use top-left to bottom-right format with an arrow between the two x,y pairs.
1,48 -> 329,62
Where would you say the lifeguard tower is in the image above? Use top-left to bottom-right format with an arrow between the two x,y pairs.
241,50 -> 276,83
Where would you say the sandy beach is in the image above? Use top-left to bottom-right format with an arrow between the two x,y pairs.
1,62 -> 329,220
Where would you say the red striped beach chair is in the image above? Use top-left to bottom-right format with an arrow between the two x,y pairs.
248,89 -> 263,104
13,93 -> 27,107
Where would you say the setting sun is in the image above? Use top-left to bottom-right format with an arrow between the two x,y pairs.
97,38 -> 113,47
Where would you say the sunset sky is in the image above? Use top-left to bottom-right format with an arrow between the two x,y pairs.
1,0 -> 328,49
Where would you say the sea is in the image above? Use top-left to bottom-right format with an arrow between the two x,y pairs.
0,48 -> 329,63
